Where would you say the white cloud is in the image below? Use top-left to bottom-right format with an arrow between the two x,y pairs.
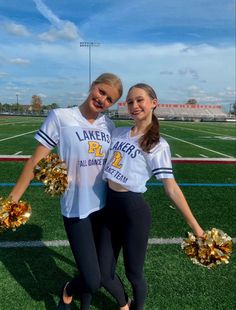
33,0 -> 62,27
33,0 -> 81,41
37,93 -> 47,98
0,1 -> 234,107
38,21 -> 80,42
9,58 -> 31,65
171,84 -> 235,105
0,41 -> 234,105
5,82 -> 20,91
218,87 -> 236,100
3,22 -> 30,36
0,71 -> 9,78
79,0 -> 235,43
178,68 -> 199,80
160,71 -> 174,75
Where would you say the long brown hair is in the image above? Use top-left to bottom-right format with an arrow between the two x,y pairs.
92,73 -> 123,99
127,83 -> 160,153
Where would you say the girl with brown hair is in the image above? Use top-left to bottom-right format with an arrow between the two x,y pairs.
100,83 -> 204,310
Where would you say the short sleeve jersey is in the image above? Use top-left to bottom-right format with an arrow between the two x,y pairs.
35,107 -> 115,218
103,127 -> 174,193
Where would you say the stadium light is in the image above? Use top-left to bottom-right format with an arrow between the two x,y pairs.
16,93 -> 19,113
80,42 -> 100,88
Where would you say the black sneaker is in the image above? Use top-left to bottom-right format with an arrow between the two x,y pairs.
129,300 -> 134,309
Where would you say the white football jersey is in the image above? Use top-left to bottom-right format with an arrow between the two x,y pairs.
103,127 -> 174,193
35,107 -> 115,218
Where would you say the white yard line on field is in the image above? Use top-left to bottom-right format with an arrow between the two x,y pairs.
0,130 -> 37,142
13,151 -> 22,155
162,123 -> 236,138
0,238 -> 235,248
162,133 -> 233,158
0,121 -> 30,126
0,120 -> 43,126
200,154 -> 208,158
175,154 -> 182,157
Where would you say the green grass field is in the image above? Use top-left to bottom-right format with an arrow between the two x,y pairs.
0,116 -> 236,309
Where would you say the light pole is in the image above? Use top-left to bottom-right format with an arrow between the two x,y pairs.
229,103 -> 233,116
16,93 -> 19,113
80,42 -> 100,89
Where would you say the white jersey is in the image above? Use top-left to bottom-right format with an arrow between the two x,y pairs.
103,127 -> 174,193
35,107 -> 115,218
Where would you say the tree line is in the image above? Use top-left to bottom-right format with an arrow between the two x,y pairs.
0,95 -> 59,114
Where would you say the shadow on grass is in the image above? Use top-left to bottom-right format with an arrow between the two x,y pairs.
0,224 -> 116,310
0,224 -> 74,308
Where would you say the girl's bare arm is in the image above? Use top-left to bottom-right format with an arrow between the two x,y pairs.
9,144 -> 51,202
162,178 -> 204,237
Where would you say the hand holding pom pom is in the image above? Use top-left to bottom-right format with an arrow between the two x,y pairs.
182,228 -> 233,269
0,197 -> 32,231
34,153 -> 68,196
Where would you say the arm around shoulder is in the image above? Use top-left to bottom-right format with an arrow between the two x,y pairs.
9,144 -> 51,202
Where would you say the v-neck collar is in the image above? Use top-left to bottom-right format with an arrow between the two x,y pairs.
75,107 -> 102,126
128,128 -> 143,140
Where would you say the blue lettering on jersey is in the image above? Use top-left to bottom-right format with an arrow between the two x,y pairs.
88,158 -> 106,166
104,165 -> 128,183
76,130 -> 110,143
79,158 -> 107,167
111,141 -> 141,158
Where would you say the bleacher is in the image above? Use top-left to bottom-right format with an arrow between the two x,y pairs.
117,102 -> 228,121
155,104 -> 227,121
116,102 -> 228,121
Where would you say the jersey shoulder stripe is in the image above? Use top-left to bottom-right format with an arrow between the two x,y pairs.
152,167 -> 173,173
153,170 -> 173,176
37,129 -> 57,147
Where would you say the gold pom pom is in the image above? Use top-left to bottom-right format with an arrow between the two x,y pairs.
0,197 -> 32,231
182,228 -> 233,269
34,153 -> 68,196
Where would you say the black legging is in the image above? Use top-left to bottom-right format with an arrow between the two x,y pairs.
63,209 -> 105,310
99,188 -> 152,310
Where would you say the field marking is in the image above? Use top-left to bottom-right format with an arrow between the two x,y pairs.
162,123 -> 236,138
0,121 -> 26,126
0,121 -> 41,126
0,237 -> 235,248
1,182 -> 236,187
13,151 -> 22,155
0,155 -> 235,163
0,130 -> 37,142
162,133 -> 233,158
200,154 -> 208,158
216,136 -> 236,141
147,183 -> 236,187
0,155 -> 31,160
175,154 -> 182,157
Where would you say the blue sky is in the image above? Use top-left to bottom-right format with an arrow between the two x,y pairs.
0,0 -> 235,109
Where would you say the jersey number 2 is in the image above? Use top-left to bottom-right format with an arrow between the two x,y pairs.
111,151 -> 122,169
